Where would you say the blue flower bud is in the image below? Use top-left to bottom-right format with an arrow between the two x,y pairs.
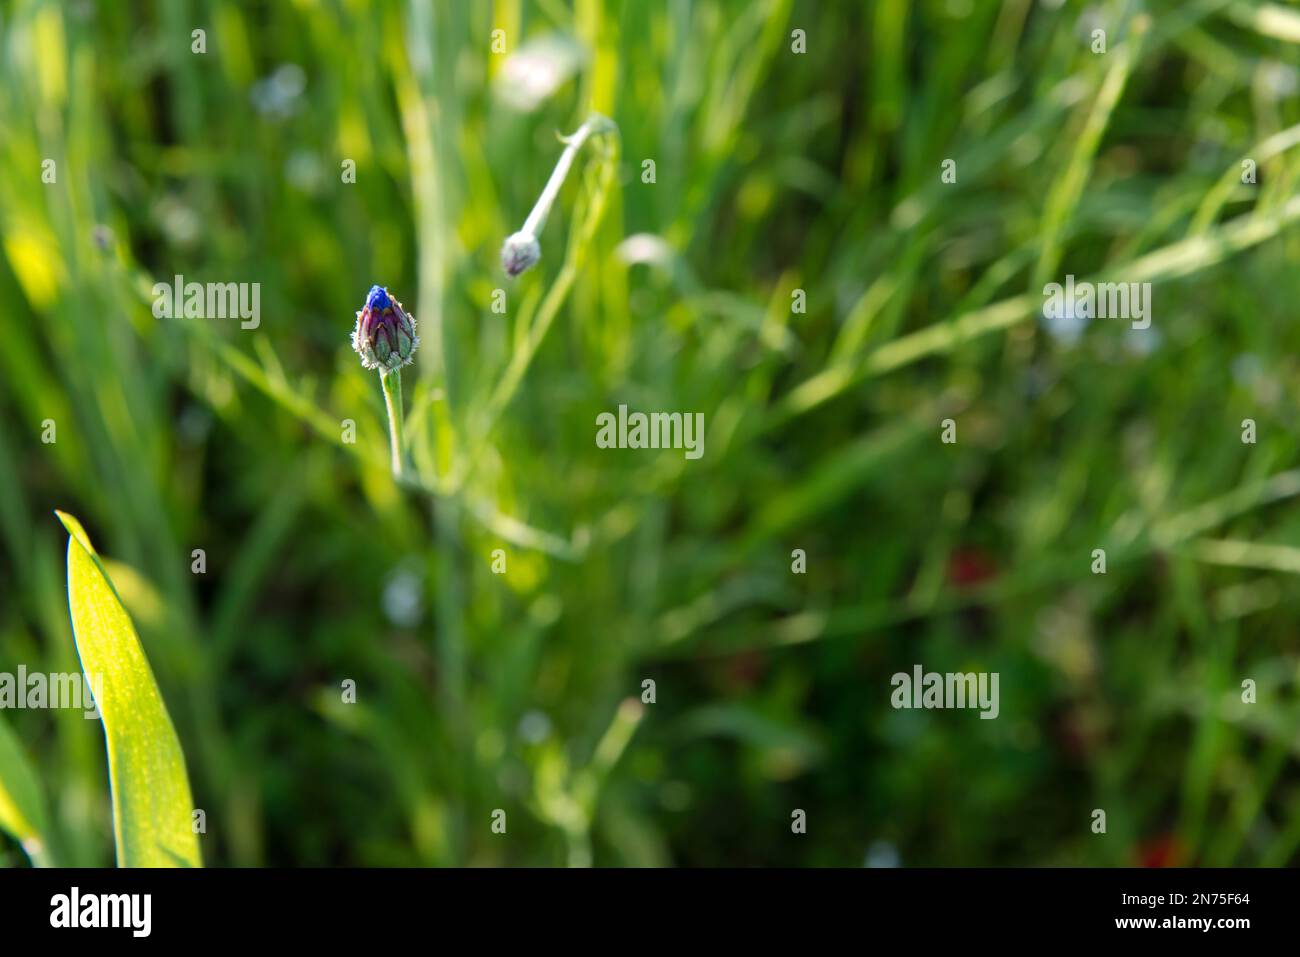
352,285 -> 419,371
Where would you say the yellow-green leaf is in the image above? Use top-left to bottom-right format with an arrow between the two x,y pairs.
55,510 -> 201,868
0,715 -> 49,865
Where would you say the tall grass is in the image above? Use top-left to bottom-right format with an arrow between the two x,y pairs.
1,0 -> 1299,866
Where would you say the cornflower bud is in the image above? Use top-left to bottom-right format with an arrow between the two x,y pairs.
352,285 -> 419,372
351,284 -> 417,478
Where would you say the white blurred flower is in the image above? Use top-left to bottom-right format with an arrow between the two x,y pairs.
517,710 -> 552,744
1232,353 -> 1263,386
1040,291 -> 1091,346
615,233 -> 675,268
154,196 -> 201,247
286,150 -> 324,193
381,562 -> 423,628
1123,324 -> 1162,357
865,840 -> 901,868
495,35 -> 585,112
1259,62 -> 1299,100
252,64 -> 306,119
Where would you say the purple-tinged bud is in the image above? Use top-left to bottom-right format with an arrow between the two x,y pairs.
501,232 -> 541,277
499,114 -> 616,279
352,285 -> 419,372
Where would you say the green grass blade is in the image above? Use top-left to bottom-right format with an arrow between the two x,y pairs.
54,510 -> 201,868
0,715 -> 50,866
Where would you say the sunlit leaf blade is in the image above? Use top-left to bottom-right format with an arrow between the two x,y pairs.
0,715 -> 49,865
54,510 -> 201,868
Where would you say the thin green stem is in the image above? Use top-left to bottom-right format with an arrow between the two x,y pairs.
380,367 -> 406,478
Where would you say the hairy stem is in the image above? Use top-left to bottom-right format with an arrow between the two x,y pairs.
380,367 -> 406,478
522,113 -> 614,237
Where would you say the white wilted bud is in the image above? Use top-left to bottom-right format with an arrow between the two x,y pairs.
500,231 -> 541,277
500,113 -> 617,278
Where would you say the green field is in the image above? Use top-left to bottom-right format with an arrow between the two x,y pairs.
2,0 -> 1300,867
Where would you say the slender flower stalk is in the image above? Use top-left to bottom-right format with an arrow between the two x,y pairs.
380,368 -> 405,477
352,285 -> 419,478
501,112 -> 616,277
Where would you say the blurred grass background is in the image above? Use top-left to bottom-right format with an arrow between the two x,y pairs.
2,0 -> 1300,866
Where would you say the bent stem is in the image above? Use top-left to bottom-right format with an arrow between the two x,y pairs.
522,113 -> 616,238
380,367 -> 406,478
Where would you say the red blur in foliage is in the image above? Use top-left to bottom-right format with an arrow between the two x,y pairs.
946,547 -> 998,589
1135,834 -> 1184,868
724,649 -> 766,689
